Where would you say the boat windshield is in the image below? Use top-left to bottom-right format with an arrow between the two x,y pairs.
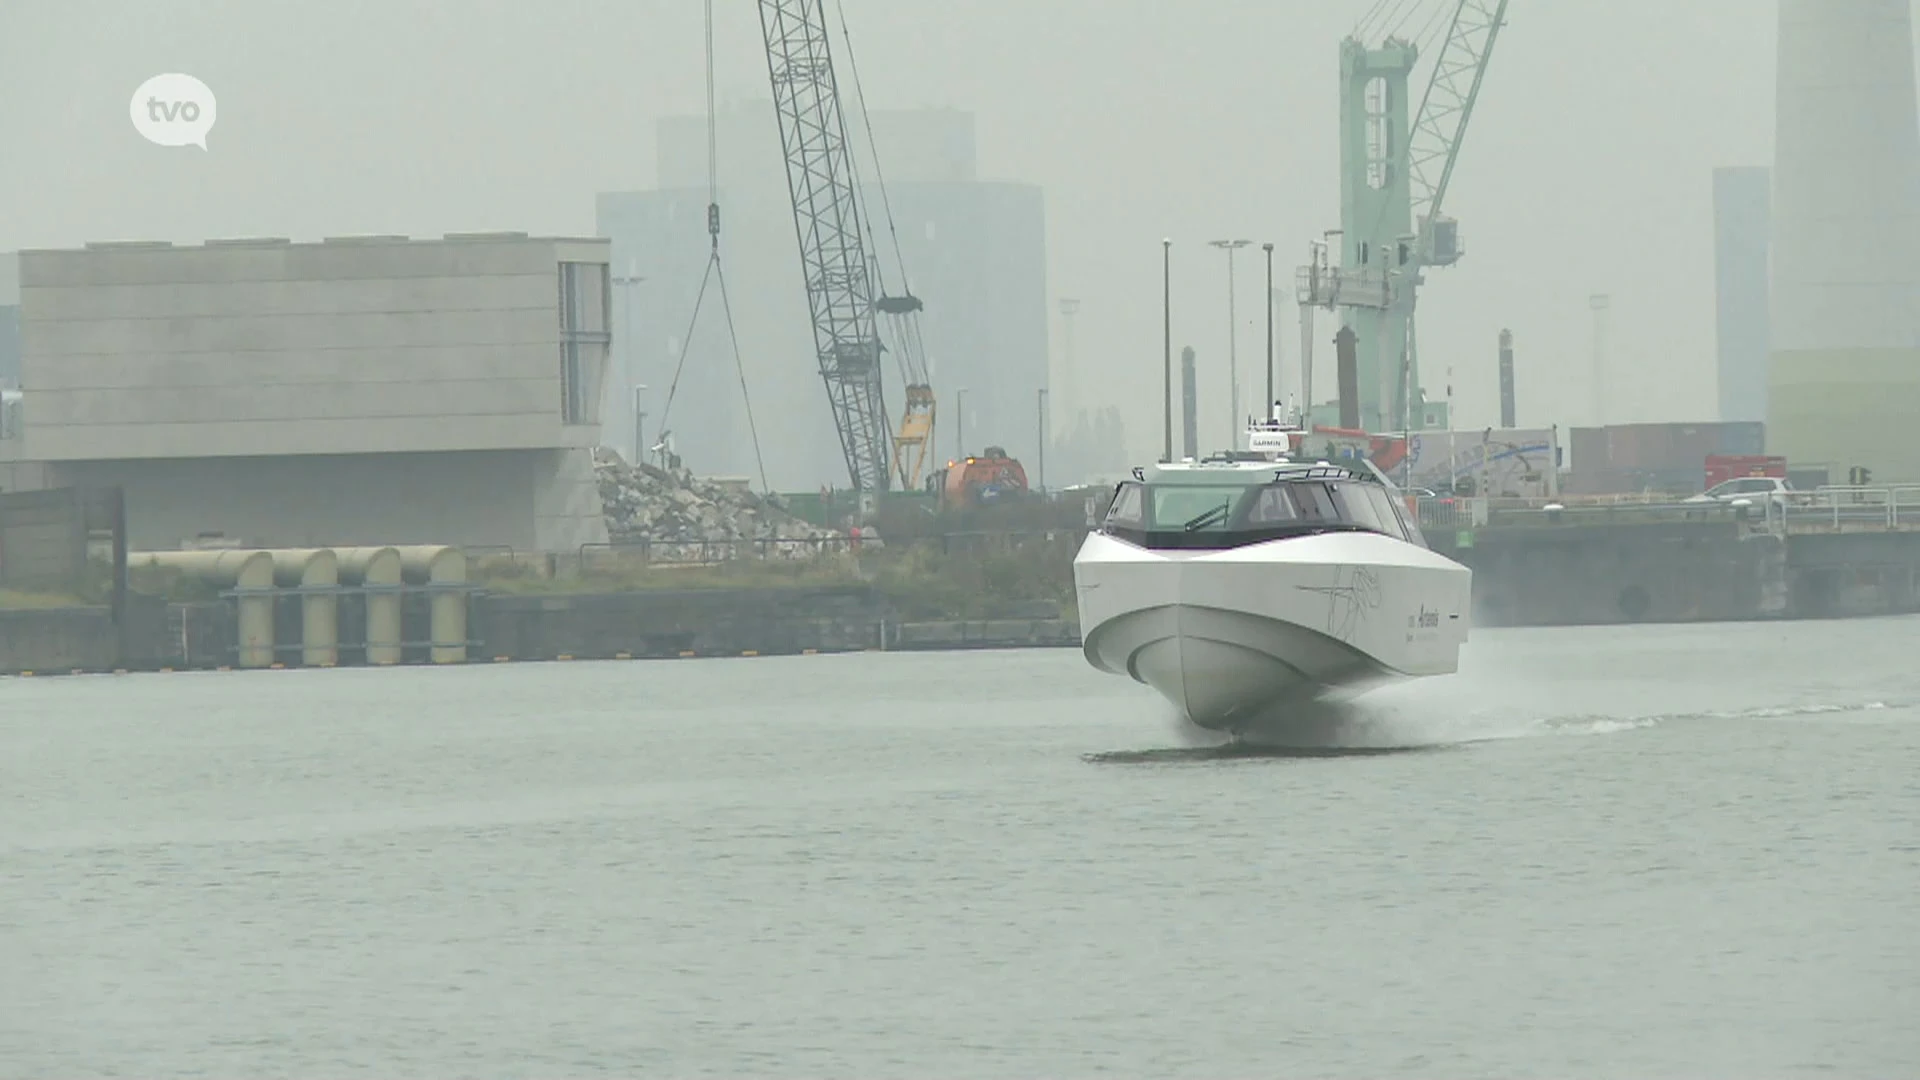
1100,474 -> 1426,551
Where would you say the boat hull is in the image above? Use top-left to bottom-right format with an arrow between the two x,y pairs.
1074,530 -> 1471,730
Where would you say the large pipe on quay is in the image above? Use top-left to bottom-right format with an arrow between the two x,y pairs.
335,546 -> 403,665
134,549 -> 276,668
394,545 -> 467,664
272,548 -> 339,667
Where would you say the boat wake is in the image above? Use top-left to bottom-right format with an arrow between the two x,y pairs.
1083,696 -> 1907,764
1083,742 -> 1454,764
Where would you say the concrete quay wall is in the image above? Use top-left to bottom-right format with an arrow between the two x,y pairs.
7,523 -> 1919,674
0,587 -> 1079,674
1433,523 -> 1920,627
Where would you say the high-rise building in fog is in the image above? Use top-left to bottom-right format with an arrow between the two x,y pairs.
597,103 -> 1048,491
1768,0 -> 1920,480
0,253 -> 18,388
1713,166 -> 1771,425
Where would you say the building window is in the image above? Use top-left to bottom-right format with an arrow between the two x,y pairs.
559,261 -> 611,425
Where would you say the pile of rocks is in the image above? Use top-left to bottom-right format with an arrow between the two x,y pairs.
592,448 -> 842,551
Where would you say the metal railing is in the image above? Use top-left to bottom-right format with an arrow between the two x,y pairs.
1415,486 -> 1920,534
1415,496 -> 1489,531
1781,485 -> 1920,532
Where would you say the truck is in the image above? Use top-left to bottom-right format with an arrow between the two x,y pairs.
1301,425 -> 1560,499
1704,454 -> 1787,490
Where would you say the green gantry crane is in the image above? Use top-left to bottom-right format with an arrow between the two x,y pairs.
1296,0 -> 1511,435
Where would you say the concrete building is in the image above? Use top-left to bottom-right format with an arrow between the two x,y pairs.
1769,0 -> 1920,481
1713,166 -> 1770,425
597,103 -> 1048,491
0,252 -> 18,388
0,233 -> 612,551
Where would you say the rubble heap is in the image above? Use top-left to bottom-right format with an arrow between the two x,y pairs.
593,448 -> 841,547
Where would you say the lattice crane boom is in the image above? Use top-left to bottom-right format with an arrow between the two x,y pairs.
759,0 -> 893,492
1404,0 -> 1510,269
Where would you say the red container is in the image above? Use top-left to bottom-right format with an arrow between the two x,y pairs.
1705,454 -> 1787,489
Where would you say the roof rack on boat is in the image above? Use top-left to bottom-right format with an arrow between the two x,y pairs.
1272,463 -> 1374,483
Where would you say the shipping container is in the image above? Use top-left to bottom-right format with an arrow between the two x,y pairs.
1705,454 -> 1787,488
1674,425 -> 1725,473
1599,422 -> 1757,474
1602,423 -> 1675,471
1559,469 -> 1621,496
1623,466 -> 1705,496
1569,427 -> 1607,472
1716,421 -> 1766,457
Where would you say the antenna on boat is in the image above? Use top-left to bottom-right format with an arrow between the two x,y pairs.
1162,238 -> 1173,464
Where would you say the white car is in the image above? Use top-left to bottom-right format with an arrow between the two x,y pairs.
1685,476 -> 1806,506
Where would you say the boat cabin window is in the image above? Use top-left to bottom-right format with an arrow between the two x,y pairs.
1364,485 -> 1419,540
1288,480 -> 1340,523
1149,485 -> 1246,533
1329,482 -> 1392,538
1099,475 -> 1426,550
1104,483 -> 1145,527
1245,486 -> 1300,524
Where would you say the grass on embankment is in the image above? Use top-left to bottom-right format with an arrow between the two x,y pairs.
0,589 -> 90,610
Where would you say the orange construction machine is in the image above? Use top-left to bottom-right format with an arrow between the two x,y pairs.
932,446 -> 1030,507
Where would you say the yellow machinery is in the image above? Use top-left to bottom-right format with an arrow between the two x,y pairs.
892,383 -> 936,490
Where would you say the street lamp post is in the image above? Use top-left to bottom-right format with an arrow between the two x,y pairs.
1262,242 -> 1275,420
1162,239 -> 1172,463
1209,239 -> 1253,443
1036,387 -> 1048,493
631,383 -> 648,465
1056,298 -> 1080,425
612,264 -> 645,458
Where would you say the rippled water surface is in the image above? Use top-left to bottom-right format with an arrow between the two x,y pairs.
5,617 -> 1919,1077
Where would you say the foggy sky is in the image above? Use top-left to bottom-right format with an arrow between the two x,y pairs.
0,0 -> 1863,464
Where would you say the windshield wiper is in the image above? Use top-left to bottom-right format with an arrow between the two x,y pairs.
1183,503 -> 1231,532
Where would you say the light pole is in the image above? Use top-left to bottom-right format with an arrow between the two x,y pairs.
1036,387 -> 1048,493
1057,298 -> 1080,426
631,383 -> 648,465
1209,238 -> 1252,442
1262,242 -> 1275,420
1162,239 -> 1172,463
1589,293 -> 1611,428
955,387 -> 969,461
612,264 -> 645,458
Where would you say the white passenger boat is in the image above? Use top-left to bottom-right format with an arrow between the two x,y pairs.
1072,413 -> 1471,734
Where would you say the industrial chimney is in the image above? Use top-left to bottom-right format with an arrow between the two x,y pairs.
1335,326 -> 1361,431
1498,329 -> 1516,429
1769,0 -> 1920,481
